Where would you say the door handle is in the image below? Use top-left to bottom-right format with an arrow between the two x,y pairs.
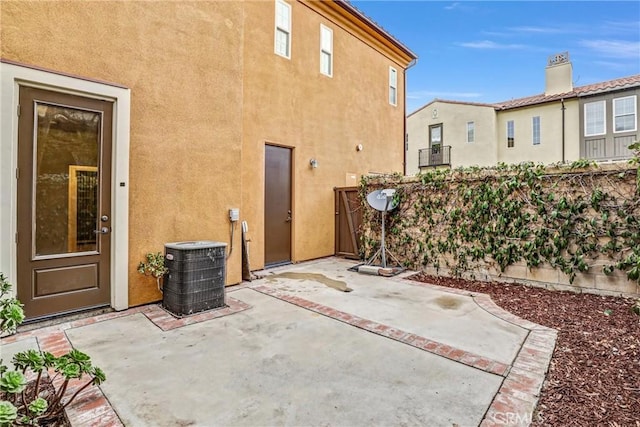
94,227 -> 110,234
286,210 -> 292,222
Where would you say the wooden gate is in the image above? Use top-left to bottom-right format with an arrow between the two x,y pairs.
334,187 -> 363,259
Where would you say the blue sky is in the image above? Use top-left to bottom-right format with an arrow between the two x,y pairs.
350,1 -> 640,114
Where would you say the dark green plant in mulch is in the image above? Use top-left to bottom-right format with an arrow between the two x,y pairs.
0,274 -> 106,426
632,299 -> 640,317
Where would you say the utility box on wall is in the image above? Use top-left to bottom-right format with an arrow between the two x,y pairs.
163,241 -> 227,316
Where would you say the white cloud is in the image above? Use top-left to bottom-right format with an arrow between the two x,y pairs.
407,90 -> 483,100
457,40 -> 526,49
480,31 -> 510,37
579,39 -> 640,59
507,25 -> 574,35
443,2 -> 475,12
590,60 -> 633,71
601,21 -> 640,35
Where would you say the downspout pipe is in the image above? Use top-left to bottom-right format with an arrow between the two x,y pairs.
403,58 -> 418,176
561,98 -> 566,163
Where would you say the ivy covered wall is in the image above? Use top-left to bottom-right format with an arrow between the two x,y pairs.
361,161 -> 640,297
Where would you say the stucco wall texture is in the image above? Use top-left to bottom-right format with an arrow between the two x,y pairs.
242,0 -> 406,267
497,100 -> 580,165
406,102 -> 498,174
407,99 -> 582,173
2,1 -> 409,307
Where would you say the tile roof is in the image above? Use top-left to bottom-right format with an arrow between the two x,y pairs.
574,74 -> 640,96
336,1 -> 417,60
408,99 -> 495,117
410,74 -> 640,116
495,74 -> 640,110
494,92 -> 575,110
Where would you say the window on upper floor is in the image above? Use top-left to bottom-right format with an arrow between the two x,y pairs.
320,25 -> 333,77
613,95 -> 637,133
507,120 -> 515,148
467,121 -> 475,143
389,67 -> 397,106
532,116 -> 541,145
275,0 -> 291,59
584,100 -> 606,136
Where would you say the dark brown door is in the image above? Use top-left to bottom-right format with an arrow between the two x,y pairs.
17,87 -> 113,320
334,187 -> 362,259
264,145 -> 292,266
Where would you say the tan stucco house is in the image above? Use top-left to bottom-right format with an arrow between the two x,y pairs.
0,0 -> 416,319
406,53 -> 640,174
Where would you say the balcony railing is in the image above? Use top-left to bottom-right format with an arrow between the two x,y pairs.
418,145 -> 451,168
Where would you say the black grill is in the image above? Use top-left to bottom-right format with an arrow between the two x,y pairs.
163,241 -> 227,316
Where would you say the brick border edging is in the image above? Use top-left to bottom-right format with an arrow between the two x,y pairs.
399,277 -> 558,426
254,278 -> 557,427
251,284 -> 511,375
0,297 -> 251,426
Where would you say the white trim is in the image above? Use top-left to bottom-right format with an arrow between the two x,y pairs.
584,100 -> 606,137
466,121 -> 475,143
389,66 -> 397,106
532,116 -> 541,145
613,95 -> 637,133
506,120 -> 515,148
0,62 -> 130,310
320,24 -> 333,77
274,0 -> 292,59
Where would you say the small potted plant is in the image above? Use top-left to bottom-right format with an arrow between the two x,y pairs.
137,252 -> 169,292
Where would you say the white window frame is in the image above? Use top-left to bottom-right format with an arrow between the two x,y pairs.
320,24 -> 333,77
613,95 -> 637,133
466,121 -> 475,143
507,120 -> 515,148
389,67 -> 397,106
584,100 -> 606,137
274,0 -> 291,59
532,116 -> 541,145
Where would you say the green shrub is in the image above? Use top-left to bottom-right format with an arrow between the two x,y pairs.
0,274 -> 106,425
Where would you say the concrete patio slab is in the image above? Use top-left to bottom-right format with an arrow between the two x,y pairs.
1,257 -> 557,426
64,288 -> 502,426
257,259 -> 528,365
1,336 -> 39,363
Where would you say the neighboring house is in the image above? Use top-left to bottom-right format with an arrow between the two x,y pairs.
406,52 -> 640,174
578,77 -> 640,161
0,0 -> 416,319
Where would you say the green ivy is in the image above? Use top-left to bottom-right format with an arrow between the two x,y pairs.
360,160 -> 640,286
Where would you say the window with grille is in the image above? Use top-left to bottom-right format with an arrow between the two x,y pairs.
585,100 -> 606,136
467,121 -> 475,143
275,0 -> 291,59
532,116 -> 541,145
507,120 -> 515,147
320,25 -> 333,77
389,67 -> 397,106
613,96 -> 637,133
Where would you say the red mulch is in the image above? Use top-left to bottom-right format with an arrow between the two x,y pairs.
409,273 -> 640,427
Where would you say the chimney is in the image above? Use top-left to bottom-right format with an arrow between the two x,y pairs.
545,52 -> 573,95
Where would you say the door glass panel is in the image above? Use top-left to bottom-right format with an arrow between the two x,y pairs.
34,103 -> 101,256
431,126 -> 441,144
